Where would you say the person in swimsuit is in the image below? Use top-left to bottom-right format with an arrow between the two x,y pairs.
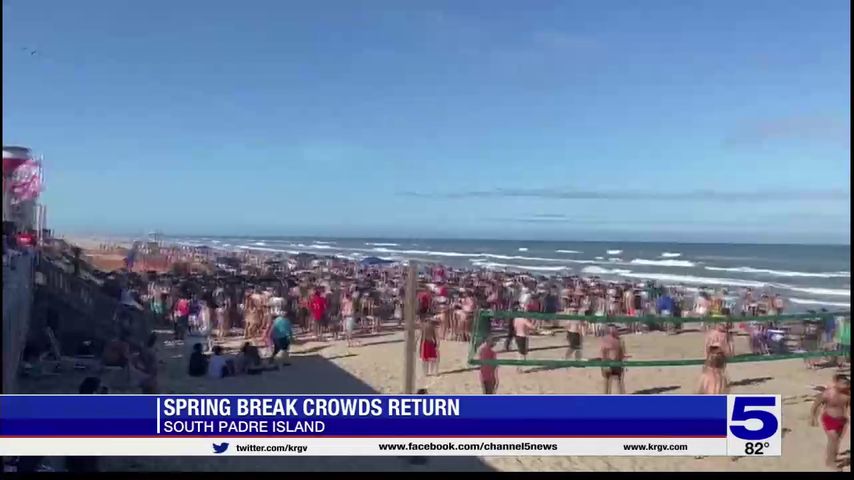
419,319 -> 440,377
478,336 -> 499,394
705,322 -> 733,358
512,314 -> 535,371
697,347 -> 729,394
565,317 -> 583,360
600,324 -> 626,394
811,374 -> 850,470
341,292 -> 358,347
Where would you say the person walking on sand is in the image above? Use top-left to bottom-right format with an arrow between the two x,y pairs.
600,324 -> 626,394
512,313 -> 535,371
478,336 -> 499,394
341,292 -> 358,347
705,322 -> 733,358
419,318 -> 440,377
697,346 -> 729,394
565,317 -> 583,360
309,287 -> 328,341
811,374 -> 850,470
270,311 -> 294,366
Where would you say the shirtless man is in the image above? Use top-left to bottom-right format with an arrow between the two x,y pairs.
697,347 -> 729,394
565,316 -> 583,360
512,314 -> 536,371
811,374 -> 851,470
705,322 -> 734,358
600,325 -> 626,394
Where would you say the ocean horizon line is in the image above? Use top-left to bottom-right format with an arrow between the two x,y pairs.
61,231 -> 851,248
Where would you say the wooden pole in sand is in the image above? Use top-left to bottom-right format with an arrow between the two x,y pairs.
404,261 -> 417,394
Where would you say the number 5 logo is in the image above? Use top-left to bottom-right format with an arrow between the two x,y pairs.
729,397 -> 779,440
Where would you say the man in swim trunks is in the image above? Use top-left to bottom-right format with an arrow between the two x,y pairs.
565,317 -> 583,360
600,324 -> 626,394
811,374 -> 850,470
341,292 -> 357,347
512,314 -> 535,371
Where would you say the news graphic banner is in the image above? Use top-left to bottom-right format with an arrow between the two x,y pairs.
0,395 -> 781,457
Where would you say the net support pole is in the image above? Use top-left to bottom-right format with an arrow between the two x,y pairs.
403,261 -> 417,394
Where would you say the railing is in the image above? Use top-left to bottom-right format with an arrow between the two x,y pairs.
2,250 -> 36,393
37,259 -> 153,351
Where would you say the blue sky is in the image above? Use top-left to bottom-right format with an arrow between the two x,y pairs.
2,0 -> 850,244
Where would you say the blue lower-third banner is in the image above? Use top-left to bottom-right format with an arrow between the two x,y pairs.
0,395 -> 781,456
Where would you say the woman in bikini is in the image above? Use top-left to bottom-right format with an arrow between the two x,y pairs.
419,318 -> 440,377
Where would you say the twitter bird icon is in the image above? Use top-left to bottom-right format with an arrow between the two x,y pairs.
212,442 -> 230,454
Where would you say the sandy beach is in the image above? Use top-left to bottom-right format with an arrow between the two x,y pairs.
18,323 -> 850,472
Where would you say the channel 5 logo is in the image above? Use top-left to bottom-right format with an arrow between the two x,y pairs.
728,396 -> 780,440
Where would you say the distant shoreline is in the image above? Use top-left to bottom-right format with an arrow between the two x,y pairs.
58,231 -> 851,248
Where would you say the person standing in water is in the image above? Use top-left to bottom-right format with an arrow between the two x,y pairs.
811,374 -> 850,470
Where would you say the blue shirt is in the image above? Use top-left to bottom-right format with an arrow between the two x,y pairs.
656,295 -> 675,313
272,316 -> 293,340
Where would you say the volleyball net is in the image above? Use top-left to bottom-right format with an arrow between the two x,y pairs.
467,310 -> 851,368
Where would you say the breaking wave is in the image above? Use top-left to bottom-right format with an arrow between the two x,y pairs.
582,266 -> 633,275
630,259 -> 697,268
704,266 -> 850,279
618,272 -> 766,288
789,298 -> 850,308
779,286 -> 850,297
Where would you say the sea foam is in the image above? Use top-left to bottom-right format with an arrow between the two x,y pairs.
618,272 -> 766,288
630,258 -> 696,268
789,298 -> 850,308
582,266 -> 632,275
704,266 -> 850,278
472,261 -> 569,272
779,286 -> 850,297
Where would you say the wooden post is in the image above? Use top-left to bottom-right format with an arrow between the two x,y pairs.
403,261 -> 417,394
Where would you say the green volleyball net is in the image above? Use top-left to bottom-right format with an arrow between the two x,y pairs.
467,310 -> 851,368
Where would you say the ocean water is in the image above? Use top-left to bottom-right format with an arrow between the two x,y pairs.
169,236 -> 851,311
